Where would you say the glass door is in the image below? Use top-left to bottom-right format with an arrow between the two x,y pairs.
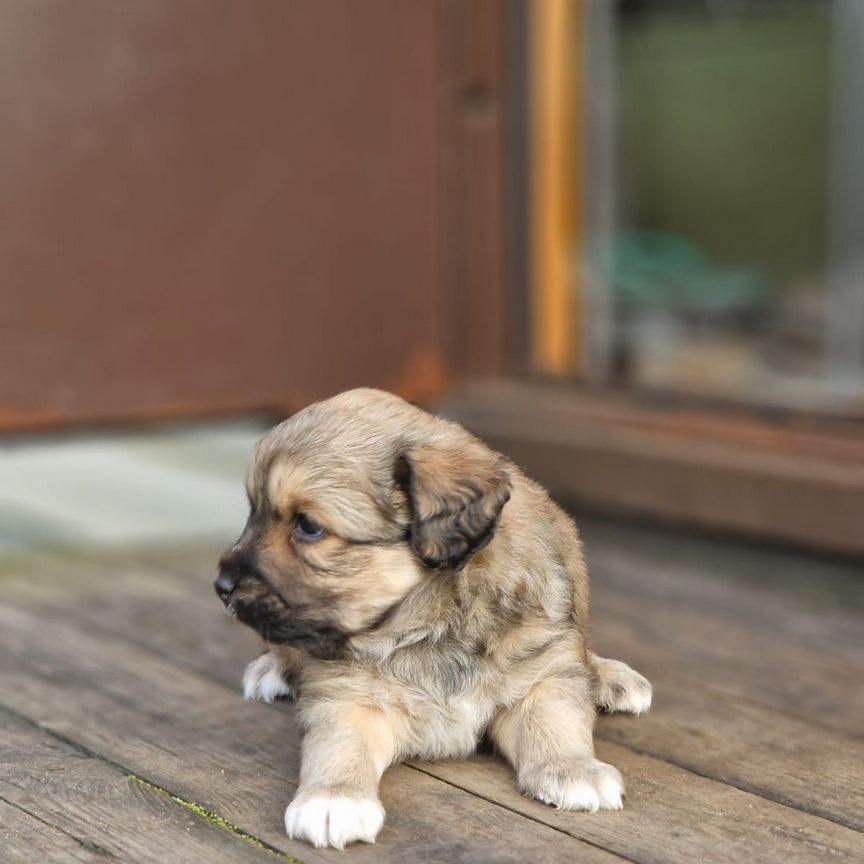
530,0 -> 864,415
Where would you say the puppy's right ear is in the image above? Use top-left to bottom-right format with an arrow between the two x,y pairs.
394,439 -> 511,572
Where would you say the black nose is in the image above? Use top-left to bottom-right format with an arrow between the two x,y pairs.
214,571 -> 237,601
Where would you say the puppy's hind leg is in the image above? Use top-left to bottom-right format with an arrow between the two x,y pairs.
491,669 -> 625,812
590,651 -> 652,715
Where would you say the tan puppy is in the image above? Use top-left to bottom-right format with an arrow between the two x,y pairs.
216,389 -> 651,849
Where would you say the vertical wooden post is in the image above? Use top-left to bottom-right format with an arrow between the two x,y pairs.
530,0 -> 584,376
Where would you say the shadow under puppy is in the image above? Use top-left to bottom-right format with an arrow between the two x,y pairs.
215,388 -> 652,849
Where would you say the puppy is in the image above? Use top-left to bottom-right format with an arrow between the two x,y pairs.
215,388 -> 651,849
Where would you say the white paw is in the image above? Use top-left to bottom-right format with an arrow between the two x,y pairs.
242,653 -> 293,703
526,758 -> 624,812
594,657 -> 653,715
284,793 -> 385,849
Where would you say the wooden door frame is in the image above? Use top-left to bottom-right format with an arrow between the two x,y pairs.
443,378 -> 864,557
443,3 -> 864,558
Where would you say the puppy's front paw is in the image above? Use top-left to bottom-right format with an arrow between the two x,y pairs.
284,789 -> 385,849
521,758 -> 624,812
242,652 -> 294,703
593,655 -> 653,715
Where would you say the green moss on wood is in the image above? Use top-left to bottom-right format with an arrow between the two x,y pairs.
129,775 -> 303,864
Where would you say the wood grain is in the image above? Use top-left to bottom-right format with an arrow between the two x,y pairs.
205,540 -> 861,739
415,744 -> 864,864
0,603 -> 622,864
6,534 -> 861,742
592,586 -> 864,737
2,540 -> 863,861
582,517 -> 864,662
0,710 -> 278,864
597,686 -> 864,832
0,800 -> 105,864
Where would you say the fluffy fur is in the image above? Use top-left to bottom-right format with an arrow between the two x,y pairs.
216,388 -> 651,849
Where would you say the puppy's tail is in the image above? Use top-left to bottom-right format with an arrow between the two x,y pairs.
590,651 -> 653,715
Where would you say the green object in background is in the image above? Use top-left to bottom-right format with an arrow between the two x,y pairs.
606,231 -> 766,314
618,5 -> 831,288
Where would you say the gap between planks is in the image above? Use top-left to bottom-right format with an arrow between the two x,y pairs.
0,609 -> 622,864
5,546 -> 863,819
1,598 -> 863,864
4,540 -> 861,740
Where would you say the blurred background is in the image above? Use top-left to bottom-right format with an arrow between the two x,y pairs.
3,8 -> 862,859
1,0 -> 863,559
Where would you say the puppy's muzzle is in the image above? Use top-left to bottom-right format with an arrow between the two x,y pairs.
214,572 -> 236,601
215,547 -> 347,659
215,549 -> 258,604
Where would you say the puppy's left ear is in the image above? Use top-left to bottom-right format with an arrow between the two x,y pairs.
394,439 -> 511,572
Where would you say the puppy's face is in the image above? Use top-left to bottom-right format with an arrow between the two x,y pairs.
218,452 -> 422,659
215,389 -> 511,659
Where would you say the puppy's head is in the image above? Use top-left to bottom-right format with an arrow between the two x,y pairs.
215,389 -> 511,659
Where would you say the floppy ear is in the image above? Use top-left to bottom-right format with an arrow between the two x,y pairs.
394,439 -> 512,572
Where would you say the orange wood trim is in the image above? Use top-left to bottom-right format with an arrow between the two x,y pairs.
530,0 -> 584,375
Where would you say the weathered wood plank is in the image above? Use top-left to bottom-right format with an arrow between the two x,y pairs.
0,544 -> 261,690
4,547 -> 864,862
592,588 -> 864,737
581,517 -> 864,662
597,685 -> 864,831
0,710 -> 280,864
415,744 -> 864,864
3,542 -> 863,835
0,799 -> 105,864
5,535 -> 862,740
0,603 -> 622,864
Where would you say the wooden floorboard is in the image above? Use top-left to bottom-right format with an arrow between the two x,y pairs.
0,710 -> 280,864
1,519 -> 863,862
1,799 -> 106,864
4,525 -> 862,737
592,588 -> 863,737
580,517 -> 864,663
416,746 -> 864,864
0,604 -> 622,864
597,688 -> 863,831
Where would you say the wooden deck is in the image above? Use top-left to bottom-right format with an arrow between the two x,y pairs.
2,516 -> 863,863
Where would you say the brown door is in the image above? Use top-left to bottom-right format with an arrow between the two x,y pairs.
2,0 -> 488,428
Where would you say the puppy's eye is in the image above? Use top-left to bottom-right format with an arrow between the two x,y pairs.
293,513 -> 326,542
